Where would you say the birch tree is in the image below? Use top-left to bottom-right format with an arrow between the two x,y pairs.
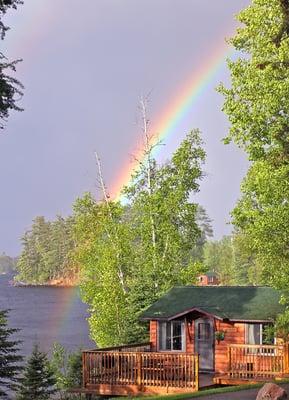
73,101 -> 207,345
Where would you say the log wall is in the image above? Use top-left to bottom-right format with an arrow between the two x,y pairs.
149,318 -> 246,373
150,321 -> 158,351
214,321 -> 245,373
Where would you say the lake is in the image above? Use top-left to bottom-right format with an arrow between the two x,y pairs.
0,274 -> 94,356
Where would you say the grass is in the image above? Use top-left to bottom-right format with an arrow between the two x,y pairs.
117,379 -> 289,400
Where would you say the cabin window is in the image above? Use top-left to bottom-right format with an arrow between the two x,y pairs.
246,324 -> 274,345
197,322 -> 210,340
158,321 -> 185,351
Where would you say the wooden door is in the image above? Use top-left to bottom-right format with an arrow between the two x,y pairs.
195,318 -> 214,371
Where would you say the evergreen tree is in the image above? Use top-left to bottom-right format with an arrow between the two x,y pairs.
50,343 -> 82,398
16,215 -> 78,284
0,253 -> 16,274
0,309 -> 23,399
0,0 -> 23,129
17,344 -> 57,400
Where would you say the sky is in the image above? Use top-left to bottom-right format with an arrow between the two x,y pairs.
1,0 -> 250,256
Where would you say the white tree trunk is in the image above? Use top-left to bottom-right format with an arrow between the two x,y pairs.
95,152 -> 126,293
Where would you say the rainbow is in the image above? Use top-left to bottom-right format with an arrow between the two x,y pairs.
47,287 -> 80,344
111,38 -> 234,201
5,3 -> 236,345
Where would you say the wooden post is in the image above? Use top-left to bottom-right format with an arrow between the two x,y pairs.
284,343 -> 289,373
82,352 -> 86,388
137,352 -> 142,387
227,345 -> 231,377
195,354 -> 199,391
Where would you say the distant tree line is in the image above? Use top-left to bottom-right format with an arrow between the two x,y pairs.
16,216 -> 79,284
203,234 -> 262,286
0,253 -> 17,274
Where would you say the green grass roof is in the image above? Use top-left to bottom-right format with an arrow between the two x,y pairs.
140,286 -> 285,322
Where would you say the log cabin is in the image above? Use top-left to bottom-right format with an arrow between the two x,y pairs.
79,286 -> 289,397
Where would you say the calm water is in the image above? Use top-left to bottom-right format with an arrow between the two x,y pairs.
0,274 -> 94,356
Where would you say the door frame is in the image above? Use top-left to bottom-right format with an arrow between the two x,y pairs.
194,317 -> 215,372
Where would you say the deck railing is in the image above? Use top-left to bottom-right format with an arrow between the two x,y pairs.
83,348 -> 199,391
228,343 -> 289,379
92,342 -> 152,353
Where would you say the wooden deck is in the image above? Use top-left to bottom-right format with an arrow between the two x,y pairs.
81,343 -> 199,395
74,342 -> 289,396
214,343 -> 289,385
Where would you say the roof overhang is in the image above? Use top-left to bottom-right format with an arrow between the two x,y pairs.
229,319 -> 274,323
140,307 -> 223,322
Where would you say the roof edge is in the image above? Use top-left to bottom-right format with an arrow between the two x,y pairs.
140,307 -> 223,322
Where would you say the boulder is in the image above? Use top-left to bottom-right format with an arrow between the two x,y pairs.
256,383 -> 287,400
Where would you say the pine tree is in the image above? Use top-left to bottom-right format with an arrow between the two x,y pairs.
0,309 -> 23,399
0,0 -> 24,129
17,344 -> 57,400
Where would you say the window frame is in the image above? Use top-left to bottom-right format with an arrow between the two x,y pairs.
245,323 -> 276,355
158,320 -> 186,352
245,323 -> 275,346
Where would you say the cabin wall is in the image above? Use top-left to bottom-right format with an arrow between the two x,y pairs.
150,320 -> 158,351
214,321 -> 245,373
186,319 -> 194,353
149,319 -> 246,374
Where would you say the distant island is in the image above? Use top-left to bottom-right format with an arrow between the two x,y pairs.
0,252 -> 17,275
12,274 -> 79,287
14,215 -> 80,287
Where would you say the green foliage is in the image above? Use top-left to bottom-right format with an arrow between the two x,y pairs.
73,130 -> 208,347
203,236 -> 236,285
0,0 -> 23,129
50,343 -> 82,399
17,344 -> 56,400
0,252 -> 16,274
16,215 -> 79,284
73,194 -> 136,346
275,309 -> 289,339
232,232 -> 263,285
191,206 -> 213,260
219,0 -> 289,324
219,0 -> 289,163
262,324 -> 275,344
0,309 -> 23,399
232,161 -> 289,289
203,234 -> 263,286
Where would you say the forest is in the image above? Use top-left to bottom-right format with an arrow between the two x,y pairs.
15,216 -> 79,285
0,253 -> 16,275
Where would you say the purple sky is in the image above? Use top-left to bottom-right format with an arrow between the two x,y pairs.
1,0 -> 250,256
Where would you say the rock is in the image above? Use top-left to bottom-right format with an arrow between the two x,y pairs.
256,383 -> 287,400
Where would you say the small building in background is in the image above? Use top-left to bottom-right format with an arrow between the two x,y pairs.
197,271 -> 219,286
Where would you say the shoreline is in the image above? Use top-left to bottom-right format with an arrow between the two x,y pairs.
11,277 -> 79,288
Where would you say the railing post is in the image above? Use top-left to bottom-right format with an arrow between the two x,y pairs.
195,354 -> 199,391
82,352 -> 86,388
284,343 -> 289,373
227,345 -> 231,376
137,352 -> 142,387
